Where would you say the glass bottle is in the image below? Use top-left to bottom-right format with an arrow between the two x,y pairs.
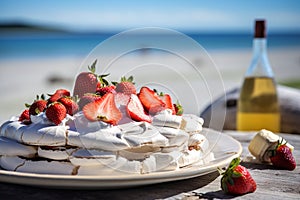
237,19 -> 280,132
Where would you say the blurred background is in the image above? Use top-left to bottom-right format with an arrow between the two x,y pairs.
0,0 -> 300,123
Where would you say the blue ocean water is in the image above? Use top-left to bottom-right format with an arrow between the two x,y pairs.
0,32 -> 299,60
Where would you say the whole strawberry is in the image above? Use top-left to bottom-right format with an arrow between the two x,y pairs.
115,76 -> 136,95
46,102 -> 67,125
18,109 -> 31,124
73,60 -> 98,98
270,139 -> 296,170
58,97 -> 79,116
28,95 -> 47,116
221,157 -> 256,195
96,85 -> 116,96
48,89 -> 70,103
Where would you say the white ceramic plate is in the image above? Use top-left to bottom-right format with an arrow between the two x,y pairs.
0,128 -> 242,189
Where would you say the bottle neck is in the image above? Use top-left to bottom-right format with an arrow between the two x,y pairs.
245,38 -> 274,77
253,38 -> 267,57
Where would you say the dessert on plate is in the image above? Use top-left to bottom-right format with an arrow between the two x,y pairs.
0,61 -> 214,175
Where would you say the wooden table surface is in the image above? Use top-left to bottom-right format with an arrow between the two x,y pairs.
0,131 -> 299,200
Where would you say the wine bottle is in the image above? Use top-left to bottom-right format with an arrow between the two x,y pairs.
237,19 -> 280,132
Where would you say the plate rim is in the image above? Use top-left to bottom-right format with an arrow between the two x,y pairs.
0,128 -> 242,189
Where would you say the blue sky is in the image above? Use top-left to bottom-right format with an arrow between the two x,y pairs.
0,0 -> 299,32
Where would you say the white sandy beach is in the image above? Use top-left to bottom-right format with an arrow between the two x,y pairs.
0,48 -> 299,124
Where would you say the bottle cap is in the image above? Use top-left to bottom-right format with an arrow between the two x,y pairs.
255,20 -> 266,38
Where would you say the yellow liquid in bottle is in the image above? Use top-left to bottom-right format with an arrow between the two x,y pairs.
237,76 -> 280,132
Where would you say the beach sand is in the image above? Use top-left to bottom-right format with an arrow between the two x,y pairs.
0,48 -> 299,123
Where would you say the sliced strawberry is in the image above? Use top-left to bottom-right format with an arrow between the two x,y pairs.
138,87 -> 165,115
83,93 -> 122,125
160,93 -> 176,114
127,94 -> 152,123
114,93 -> 132,124
114,93 -> 130,109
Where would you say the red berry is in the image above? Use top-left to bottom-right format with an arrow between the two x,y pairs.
83,93 -> 122,125
73,60 -> 98,98
221,158 -> 256,195
48,89 -> 70,103
270,141 -> 296,170
46,102 -> 67,125
96,85 -> 116,96
138,87 -> 165,115
78,93 -> 101,110
159,93 -> 176,114
58,97 -> 79,116
18,109 -> 31,124
29,99 -> 47,116
115,76 -> 136,95
127,94 -> 152,123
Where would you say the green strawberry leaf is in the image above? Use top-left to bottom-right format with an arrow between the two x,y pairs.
128,76 -> 134,82
41,94 -> 46,100
225,157 -> 240,174
228,176 -> 234,185
88,59 -> 97,74
221,178 -> 228,192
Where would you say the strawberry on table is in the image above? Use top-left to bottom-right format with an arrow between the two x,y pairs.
138,87 -> 165,115
115,76 -> 136,95
221,157 -> 256,195
58,97 -> 79,116
83,93 -> 122,125
73,60 -> 98,98
127,94 -> 152,123
46,102 -> 67,125
270,139 -> 296,170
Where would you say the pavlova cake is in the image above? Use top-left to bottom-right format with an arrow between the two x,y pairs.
0,60 -> 213,175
